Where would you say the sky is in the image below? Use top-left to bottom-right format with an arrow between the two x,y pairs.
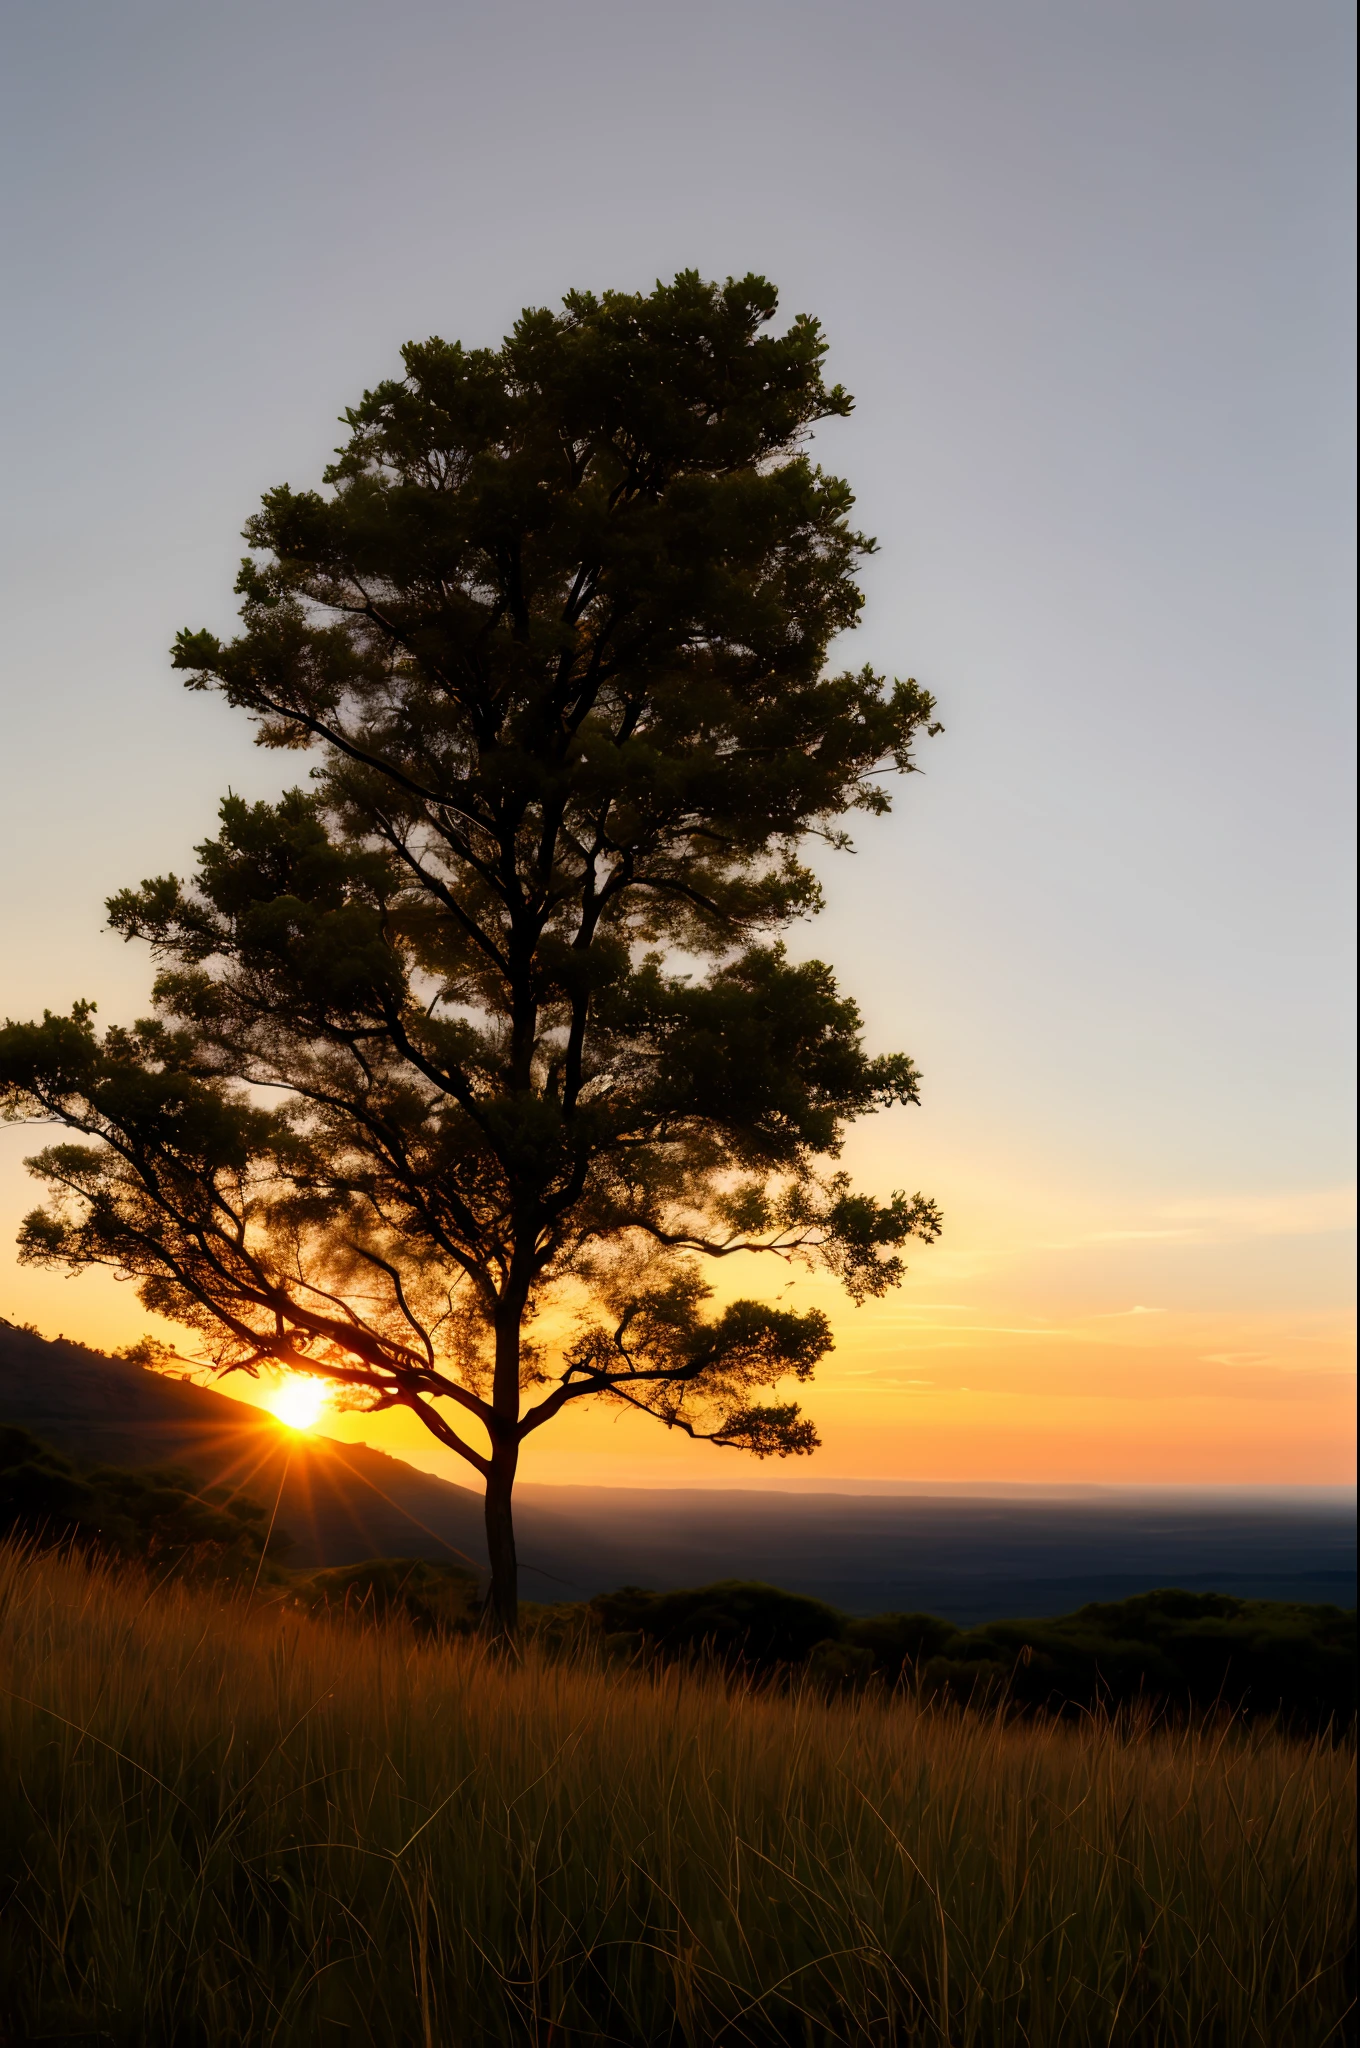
0,0 -> 1354,1488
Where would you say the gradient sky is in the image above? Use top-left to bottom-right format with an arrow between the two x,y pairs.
1,0 -> 1354,1486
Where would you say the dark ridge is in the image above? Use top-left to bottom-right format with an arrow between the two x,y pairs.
0,1320 -> 487,1574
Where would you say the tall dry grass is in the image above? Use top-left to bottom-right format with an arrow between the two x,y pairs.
0,1540 -> 1352,2046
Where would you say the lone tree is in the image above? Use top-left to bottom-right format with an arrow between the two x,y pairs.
0,273 -> 940,1634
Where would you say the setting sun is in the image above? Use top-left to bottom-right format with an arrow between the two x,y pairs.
270,1376 -> 329,1432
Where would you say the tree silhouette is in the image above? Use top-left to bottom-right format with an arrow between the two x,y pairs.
0,273 -> 941,1633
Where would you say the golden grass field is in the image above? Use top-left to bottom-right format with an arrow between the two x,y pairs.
0,1541 -> 1353,2045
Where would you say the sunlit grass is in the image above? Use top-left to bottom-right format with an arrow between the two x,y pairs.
0,1540 -> 1352,2045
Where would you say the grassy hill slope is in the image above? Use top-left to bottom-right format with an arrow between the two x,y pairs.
1,1539 -> 1352,2047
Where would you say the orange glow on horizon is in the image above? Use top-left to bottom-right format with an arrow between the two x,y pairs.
2,1162 -> 1352,1488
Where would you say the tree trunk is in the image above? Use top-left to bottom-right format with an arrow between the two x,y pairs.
485,1278 -> 528,1640
483,1441 -> 520,1640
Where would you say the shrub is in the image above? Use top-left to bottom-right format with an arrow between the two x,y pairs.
295,1555 -> 482,1632
590,1578 -> 846,1668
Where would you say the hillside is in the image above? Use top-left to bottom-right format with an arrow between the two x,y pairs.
0,1320 -> 487,1572
1,1321 -> 1354,1617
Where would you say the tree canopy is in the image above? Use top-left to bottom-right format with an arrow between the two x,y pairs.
0,272 -> 941,1631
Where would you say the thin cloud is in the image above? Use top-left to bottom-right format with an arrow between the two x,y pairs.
1087,1304 -> 1166,1318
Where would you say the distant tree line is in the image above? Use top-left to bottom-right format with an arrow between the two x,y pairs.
589,1580 -> 1357,1730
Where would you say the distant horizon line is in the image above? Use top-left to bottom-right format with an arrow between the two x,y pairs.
508,1474 -> 1359,1503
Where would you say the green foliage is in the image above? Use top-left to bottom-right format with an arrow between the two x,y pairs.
0,1424 -> 286,1579
0,273 -> 942,1629
1,1542 -> 1352,2045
